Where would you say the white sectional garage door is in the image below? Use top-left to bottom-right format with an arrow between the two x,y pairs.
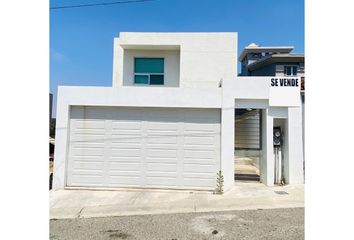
66,106 -> 221,190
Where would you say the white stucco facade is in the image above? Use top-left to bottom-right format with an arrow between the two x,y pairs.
53,32 -> 304,191
112,32 -> 237,88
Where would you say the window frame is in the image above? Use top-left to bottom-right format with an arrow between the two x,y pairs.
284,65 -> 298,76
133,57 -> 165,85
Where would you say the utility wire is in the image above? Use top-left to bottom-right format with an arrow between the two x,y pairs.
50,0 -> 155,10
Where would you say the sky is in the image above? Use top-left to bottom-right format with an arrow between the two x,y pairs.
50,0 -> 304,116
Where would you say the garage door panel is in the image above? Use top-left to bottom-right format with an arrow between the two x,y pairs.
146,171 -> 177,177
71,148 -> 105,157
74,119 -> 105,126
111,148 -> 142,157
111,134 -> 142,144
70,135 -> 106,142
109,162 -> 141,171
184,164 -> 216,173
71,142 -> 105,148
69,176 -> 105,186
73,121 -> 105,129
184,124 -> 217,132
147,121 -> 179,130
147,131 -> 178,138
184,149 -> 216,159
111,131 -> 142,138
110,156 -> 141,161
183,172 -> 216,178
111,143 -> 142,150
109,170 -> 141,177
69,171 -> 104,181
74,129 -> 106,135
111,121 -> 142,130
72,162 -> 104,170
147,163 -> 177,172
183,144 -> 217,151
146,144 -> 178,150
147,135 -> 178,144
146,157 -> 178,163
108,176 -> 141,186
70,156 -> 105,162
183,158 -> 216,165
146,149 -> 177,158
184,136 -> 215,145
67,106 -> 220,190
146,177 -> 177,187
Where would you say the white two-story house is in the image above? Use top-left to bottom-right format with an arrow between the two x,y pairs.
53,32 -> 304,192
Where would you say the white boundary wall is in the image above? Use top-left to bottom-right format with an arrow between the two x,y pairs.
222,77 -> 303,187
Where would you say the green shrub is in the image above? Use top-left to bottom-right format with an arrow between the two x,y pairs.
215,170 -> 224,194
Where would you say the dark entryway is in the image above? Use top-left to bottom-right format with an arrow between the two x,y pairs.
234,109 -> 261,182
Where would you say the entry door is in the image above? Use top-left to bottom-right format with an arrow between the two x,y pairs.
66,106 -> 221,190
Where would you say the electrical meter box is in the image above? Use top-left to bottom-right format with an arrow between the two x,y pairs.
273,127 -> 282,146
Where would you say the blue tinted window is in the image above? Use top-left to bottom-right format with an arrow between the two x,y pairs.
150,75 -> 164,85
135,58 -> 164,74
285,66 -> 292,76
284,66 -> 298,76
134,75 -> 149,84
292,66 -> 298,76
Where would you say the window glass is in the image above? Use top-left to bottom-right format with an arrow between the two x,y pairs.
134,75 -> 149,84
134,58 -> 164,74
285,66 -> 291,75
150,75 -> 164,85
292,66 -> 298,76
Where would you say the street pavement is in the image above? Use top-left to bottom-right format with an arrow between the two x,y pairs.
50,207 -> 304,240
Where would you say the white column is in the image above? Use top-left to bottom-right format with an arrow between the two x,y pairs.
52,89 -> 70,190
260,109 -> 274,186
287,106 -> 304,184
221,81 -> 235,191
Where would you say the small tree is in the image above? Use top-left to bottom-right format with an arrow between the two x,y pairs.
215,170 -> 224,194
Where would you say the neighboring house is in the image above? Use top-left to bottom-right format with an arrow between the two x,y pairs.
53,32 -> 304,191
239,43 -> 304,77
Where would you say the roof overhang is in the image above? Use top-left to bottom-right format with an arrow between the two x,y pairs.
247,54 -> 304,71
238,46 -> 294,61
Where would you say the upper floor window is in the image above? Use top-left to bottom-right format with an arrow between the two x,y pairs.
134,58 -> 164,85
284,66 -> 298,76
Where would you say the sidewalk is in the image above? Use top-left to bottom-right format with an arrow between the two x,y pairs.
50,182 -> 304,219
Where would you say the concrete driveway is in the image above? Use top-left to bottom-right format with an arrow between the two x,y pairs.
50,182 -> 304,219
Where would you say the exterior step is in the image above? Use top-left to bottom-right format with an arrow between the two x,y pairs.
235,174 -> 260,181
234,158 -> 254,166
